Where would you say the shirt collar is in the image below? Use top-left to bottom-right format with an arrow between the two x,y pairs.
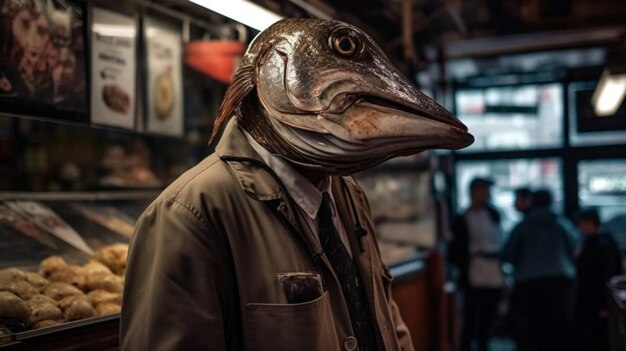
244,131 -> 330,219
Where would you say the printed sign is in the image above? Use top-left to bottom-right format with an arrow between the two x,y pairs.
91,8 -> 137,129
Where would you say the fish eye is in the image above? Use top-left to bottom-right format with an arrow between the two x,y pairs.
330,29 -> 361,58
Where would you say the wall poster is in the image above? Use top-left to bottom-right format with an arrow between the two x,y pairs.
90,7 -> 137,129
0,0 -> 87,121
144,16 -> 183,136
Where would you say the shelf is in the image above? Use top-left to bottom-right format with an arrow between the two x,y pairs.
0,190 -> 160,201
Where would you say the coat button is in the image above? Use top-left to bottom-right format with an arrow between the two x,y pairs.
343,336 -> 358,351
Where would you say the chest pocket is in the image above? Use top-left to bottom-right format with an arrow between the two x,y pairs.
244,292 -> 341,351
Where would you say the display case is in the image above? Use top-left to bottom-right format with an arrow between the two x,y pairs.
0,190 -> 156,349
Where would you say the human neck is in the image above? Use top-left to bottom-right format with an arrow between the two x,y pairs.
293,165 -> 327,188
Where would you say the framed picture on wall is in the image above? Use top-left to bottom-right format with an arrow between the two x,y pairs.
90,7 -> 138,129
0,0 -> 87,122
143,16 -> 183,137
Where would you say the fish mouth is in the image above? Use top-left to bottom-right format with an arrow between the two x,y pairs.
359,94 -> 469,132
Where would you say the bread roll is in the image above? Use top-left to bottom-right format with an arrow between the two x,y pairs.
43,282 -> 84,301
86,290 -> 121,306
85,272 -> 123,293
28,294 -> 56,305
48,265 -> 86,290
93,244 -> 128,276
32,319 -> 62,329
25,299 -> 62,326
82,260 -> 112,276
0,291 -> 30,322
0,267 -> 27,285
39,256 -> 68,278
0,281 -> 39,300
25,272 -> 49,290
58,295 -> 94,321
95,302 -> 120,316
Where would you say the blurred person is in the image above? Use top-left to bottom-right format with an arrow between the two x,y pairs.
450,177 -> 505,351
575,209 -> 622,351
513,187 -> 532,217
502,189 -> 578,351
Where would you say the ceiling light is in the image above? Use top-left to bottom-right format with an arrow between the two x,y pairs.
189,0 -> 283,31
592,70 -> 626,116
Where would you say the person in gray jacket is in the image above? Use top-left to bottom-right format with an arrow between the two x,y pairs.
502,189 -> 579,351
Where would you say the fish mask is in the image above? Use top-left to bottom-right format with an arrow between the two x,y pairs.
211,19 -> 473,175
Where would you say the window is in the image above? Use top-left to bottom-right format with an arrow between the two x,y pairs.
455,84 -> 563,152
456,158 -> 563,232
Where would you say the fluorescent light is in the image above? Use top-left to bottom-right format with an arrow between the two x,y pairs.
592,70 -> 626,116
189,0 -> 283,31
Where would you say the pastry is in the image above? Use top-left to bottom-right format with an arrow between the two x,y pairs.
32,319 -> 62,329
102,84 -> 131,114
58,295 -> 94,321
153,67 -> 175,120
48,265 -> 86,290
28,294 -> 56,305
86,290 -> 121,306
0,267 -> 27,284
25,299 -> 62,326
85,272 -> 123,293
95,302 -> 121,316
43,282 -> 84,301
93,243 -> 128,276
39,256 -> 68,278
25,272 -> 49,290
0,291 -> 30,322
0,281 -> 39,300
83,259 -> 112,276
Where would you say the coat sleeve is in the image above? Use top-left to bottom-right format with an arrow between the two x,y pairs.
120,198 -> 229,351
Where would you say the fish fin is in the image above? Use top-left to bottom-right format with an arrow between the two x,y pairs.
209,64 -> 256,144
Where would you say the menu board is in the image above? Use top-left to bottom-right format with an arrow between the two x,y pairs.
90,8 -> 137,129
144,17 -> 183,136
0,0 -> 87,121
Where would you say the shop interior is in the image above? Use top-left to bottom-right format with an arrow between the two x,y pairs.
0,0 -> 625,350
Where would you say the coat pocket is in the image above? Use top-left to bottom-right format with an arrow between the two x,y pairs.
245,292 -> 341,351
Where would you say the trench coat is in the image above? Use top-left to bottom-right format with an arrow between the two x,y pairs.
120,119 -> 414,351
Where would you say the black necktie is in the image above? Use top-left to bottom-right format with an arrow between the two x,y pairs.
318,193 -> 378,351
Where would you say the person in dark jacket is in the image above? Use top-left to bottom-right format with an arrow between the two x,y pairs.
502,189 -> 578,351
575,209 -> 622,351
450,177 -> 504,351
513,187 -> 532,217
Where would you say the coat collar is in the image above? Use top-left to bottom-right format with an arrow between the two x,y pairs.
215,119 -> 283,201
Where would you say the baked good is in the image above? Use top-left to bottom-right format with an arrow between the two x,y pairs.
39,256 -> 68,278
82,260 -> 112,276
0,291 -> 30,322
25,299 -> 62,326
58,295 -> 94,321
43,282 -> 84,301
85,272 -> 123,293
86,290 -> 121,306
0,281 -> 39,300
32,319 -> 62,329
153,68 -> 175,120
48,265 -> 86,290
93,244 -> 128,276
0,267 -> 27,284
102,84 -> 131,114
95,302 -> 121,316
28,294 -> 56,305
25,272 -> 49,290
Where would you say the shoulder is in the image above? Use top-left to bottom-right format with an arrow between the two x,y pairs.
146,154 -> 241,224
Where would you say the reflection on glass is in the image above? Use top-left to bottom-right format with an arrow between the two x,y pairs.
455,84 -> 563,152
456,158 -> 563,233
579,159 -> 626,249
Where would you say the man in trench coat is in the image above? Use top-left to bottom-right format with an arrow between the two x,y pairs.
120,120 -> 414,351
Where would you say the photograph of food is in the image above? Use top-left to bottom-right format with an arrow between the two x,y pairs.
0,243 -> 128,332
153,66 -> 175,120
102,84 -> 130,114
0,0 -> 86,116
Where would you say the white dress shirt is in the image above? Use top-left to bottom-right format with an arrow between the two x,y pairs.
244,131 -> 353,257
